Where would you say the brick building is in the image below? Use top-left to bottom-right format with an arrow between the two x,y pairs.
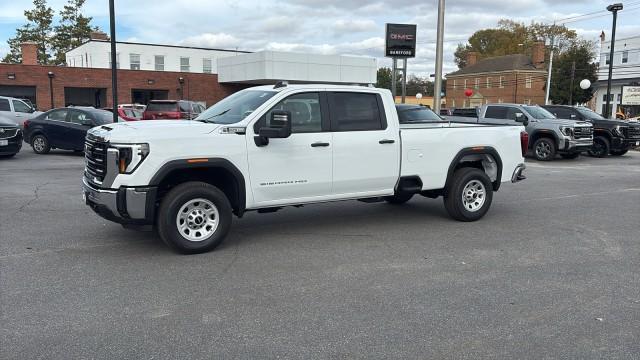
446,42 -> 548,108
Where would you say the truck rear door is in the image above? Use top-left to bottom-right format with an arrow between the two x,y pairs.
327,91 -> 400,196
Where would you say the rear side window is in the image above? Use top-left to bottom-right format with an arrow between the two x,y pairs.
547,107 -> 574,119
329,92 -> 385,131
484,106 -> 508,119
46,109 -> 68,121
0,99 -> 9,111
68,110 -> 91,125
146,102 -> 178,112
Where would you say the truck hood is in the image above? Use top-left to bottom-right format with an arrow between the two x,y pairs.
537,118 -> 592,127
89,120 -> 221,143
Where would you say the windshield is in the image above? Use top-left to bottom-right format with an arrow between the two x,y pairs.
523,106 -> 555,119
146,102 -> 178,112
397,106 -> 443,123
196,90 -> 277,124
576,107 -> 605,120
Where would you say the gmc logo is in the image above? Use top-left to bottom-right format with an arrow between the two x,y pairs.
390,34 -> 414,40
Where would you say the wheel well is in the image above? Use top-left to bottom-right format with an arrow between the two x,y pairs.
156,167 -> 243,216
446,149 -> 502,193
529,132 -> 557,149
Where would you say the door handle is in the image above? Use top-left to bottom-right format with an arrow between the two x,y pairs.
311,142 -> 330,147
379,139 -> 395,144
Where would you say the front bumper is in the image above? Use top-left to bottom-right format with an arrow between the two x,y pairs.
0,132 -> 23,155
82,176 -> 157,225
511,163 -> 526,183
561,137 -> 593,152
623,138 -> 640,149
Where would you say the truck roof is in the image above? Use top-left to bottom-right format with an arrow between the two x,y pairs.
247,84 -> 380,92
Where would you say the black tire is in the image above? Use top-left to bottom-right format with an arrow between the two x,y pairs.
609,149 -> 628,156
31,134 -> 50,154
588,136 -> 610,158
443,167 -> 493,222
533,137 -> 556,161
384,192 -> 414,205
560,152 -> 580,159
157,181 -> 232,254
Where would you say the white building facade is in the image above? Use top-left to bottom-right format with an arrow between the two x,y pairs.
594,35 -> 640,118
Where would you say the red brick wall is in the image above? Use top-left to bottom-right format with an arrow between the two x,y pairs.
0,63 -> 246,111
446,71 -> 547,108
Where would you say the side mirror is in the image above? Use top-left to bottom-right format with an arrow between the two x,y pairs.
255,111 -> 292,146
515,112 -> 529,126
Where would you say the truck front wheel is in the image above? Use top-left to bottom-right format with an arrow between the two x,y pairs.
443,168 -> 493,222
533,138 -> 556,161
157,181 -> 232,254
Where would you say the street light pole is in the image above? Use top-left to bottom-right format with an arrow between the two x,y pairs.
544,32 -> 554,105
433,0 -> 445,114
109,0 -> 119,123
47,71 -> 55,109
605,3 -> 623,119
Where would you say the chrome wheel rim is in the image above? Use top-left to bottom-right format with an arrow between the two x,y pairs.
33,137 -> 45,152
176,198 -> 219,242
535,141 -> 551,159
461,179 -> 486,212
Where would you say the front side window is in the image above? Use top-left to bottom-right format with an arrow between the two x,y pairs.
258,92 -> 323,133
180,57 -> 190,72
329,92 -> 385,131
203,58 -> 212,73
12,100 -> 31,113
130,54 -> 141,70
69,110 -> 91,125
196,89 -> 276,125
155,55 -> 164,71
47,109 -> 69,121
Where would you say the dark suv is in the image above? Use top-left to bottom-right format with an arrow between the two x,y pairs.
543,105 -> 640,157
142,100 -> 205,120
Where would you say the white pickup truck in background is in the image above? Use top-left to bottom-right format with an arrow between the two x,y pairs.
82,84 -> 528,253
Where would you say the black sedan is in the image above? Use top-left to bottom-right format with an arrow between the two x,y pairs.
0,115 -> 23,158
23,107 -> 117,154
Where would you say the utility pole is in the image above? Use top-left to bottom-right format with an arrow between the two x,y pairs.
605,3 -> 623,118
544,32 -> 555,105
569,61 -> 576,105
433,0 -> 445,114
109,0 -> 118,123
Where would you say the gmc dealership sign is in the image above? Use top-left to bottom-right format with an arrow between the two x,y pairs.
385,23 -> 417,58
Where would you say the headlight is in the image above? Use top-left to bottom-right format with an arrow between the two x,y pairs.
111,143 -> 149,174
613,125 -> 626,137
559,126 -> 574,137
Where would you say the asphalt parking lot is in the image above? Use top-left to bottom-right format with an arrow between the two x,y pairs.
1,149 -> 639,359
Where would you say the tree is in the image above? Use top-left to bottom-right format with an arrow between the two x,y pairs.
52,0 -> 96,65
376,67 -> 393,90
2,0 -> 54,64
549,40 -> 597,105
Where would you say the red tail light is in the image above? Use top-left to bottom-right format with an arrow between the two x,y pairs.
520,131 -> 529,157
23,120 -> 30,129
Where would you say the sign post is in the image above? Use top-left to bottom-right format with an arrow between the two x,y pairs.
385,23 -> 416,104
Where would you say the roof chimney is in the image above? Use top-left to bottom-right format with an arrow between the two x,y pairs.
21,42 -> 38,65
90,31 -> 109,41
465,51 -> 478,67
532,41 -> 545,69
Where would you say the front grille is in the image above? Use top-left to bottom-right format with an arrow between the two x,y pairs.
573,126 -> 593,139
85,134 -> 108,184
626,126 -> 640,139
0,127 -> 18,139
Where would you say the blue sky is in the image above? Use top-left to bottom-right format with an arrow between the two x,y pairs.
1,0 -> 640,76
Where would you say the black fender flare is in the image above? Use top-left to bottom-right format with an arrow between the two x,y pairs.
529,129 -> 560,149
445,146 -> 503,192
149,158 -> 247,216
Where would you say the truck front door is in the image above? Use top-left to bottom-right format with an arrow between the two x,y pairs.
247,92 -> 333,206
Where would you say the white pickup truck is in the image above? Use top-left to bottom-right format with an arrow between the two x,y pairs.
82,84 -> 528,253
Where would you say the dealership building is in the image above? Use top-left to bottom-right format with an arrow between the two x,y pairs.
0,32 -> 377,110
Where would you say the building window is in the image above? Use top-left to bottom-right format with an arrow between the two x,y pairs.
203,58 -> 212,73
474,78 -> 480,89
602,94 -> 614,101
617,93 -> 622,102
108,52 -> 119,69
499,76 -> 505,88
525,99 -> 531,105
486,77 -> 491,88
525,76 -> 532,89
453,79 -> 457,89
622,50 -> 629,63
498,98 -> 503,103
451,99 -> 455,107
130,54 -> 140,70
180,57 -> 190,72
155,55 -> 164,71
605,56 -> 610,65
464,79 -> 468,89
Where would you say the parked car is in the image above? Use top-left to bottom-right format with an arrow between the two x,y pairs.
542,105 -> 640,157
82,84 -> 528,253
23,107 -> 116,154
142,100 -> 205,120
102,107 -> 143,121
0,114 -> 23,158
446,103 -> 593,161
0,95 -> 42,128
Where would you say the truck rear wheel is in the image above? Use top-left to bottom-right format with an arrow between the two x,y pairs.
157,181 -> 232,254
443,167 -> 493,222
